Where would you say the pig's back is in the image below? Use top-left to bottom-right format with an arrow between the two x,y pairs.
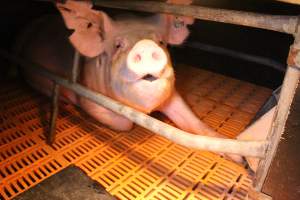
15,15 -> 77,101
17,15 -> 74,77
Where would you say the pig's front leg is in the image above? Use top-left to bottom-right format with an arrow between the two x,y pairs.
79,97 -> 133,131
159,91 -> 226,138
159,91 -> 244,163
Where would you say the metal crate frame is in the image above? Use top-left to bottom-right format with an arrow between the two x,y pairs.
1,0 -> 299,199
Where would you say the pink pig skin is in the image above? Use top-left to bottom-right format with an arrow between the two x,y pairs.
18,1 -> 231,141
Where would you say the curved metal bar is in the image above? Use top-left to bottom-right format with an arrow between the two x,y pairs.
0,49 -> 269,158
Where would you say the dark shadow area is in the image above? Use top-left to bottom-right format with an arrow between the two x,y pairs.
14,165 -> 116,200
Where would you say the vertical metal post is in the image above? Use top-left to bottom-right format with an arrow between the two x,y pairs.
47,83 -> 60,144
47,50 -> 80,144
71,50 -> 81,83
254,25 -> 300,190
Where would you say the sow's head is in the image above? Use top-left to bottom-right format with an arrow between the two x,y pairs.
56,0 -> 194,113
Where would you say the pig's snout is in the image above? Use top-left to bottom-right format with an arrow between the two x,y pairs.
127,39 -> 167,81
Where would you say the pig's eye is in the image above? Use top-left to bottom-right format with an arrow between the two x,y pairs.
159,40 -> 166,46
115,39 -> 126,50
87,22 -> 92,28
116,43 -> 121,49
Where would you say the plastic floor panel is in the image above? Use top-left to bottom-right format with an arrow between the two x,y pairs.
0,66 -> 272,200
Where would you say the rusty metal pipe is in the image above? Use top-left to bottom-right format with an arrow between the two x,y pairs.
93,0 -> 298,35
0,49 -> 269,158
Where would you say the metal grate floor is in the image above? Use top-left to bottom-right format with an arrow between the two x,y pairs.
0,65 -> 272,200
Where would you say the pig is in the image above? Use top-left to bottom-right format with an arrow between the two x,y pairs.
17,0 -> 243,158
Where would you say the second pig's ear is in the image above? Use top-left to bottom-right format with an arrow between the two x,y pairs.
157,0 -> 194,45
56,0 -> 114,58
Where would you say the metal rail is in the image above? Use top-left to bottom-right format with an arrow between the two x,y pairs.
93,0 -> 298,35
0,49 -> 269,158
182,42 -> 286,72
35,0 -> 298,34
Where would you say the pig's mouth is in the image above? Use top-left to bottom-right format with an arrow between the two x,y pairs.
141,74 -> 158,82
122,68 -> 167,83
114,66 -> 175,113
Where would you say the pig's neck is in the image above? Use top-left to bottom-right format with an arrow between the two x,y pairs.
81,56 -> 112,97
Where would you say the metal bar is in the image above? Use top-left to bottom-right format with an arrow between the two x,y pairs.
254,65 -> 300,190
182,42 -> 286,72
93,0 -> 298,35
71,50 -> 80,83
0,49 -> 269,158
47,82 -> 60,144
255,25 -> 300,190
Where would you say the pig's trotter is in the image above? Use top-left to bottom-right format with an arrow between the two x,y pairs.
159,91 -> 244,163
159,91 -> 225,138
222,153 -> 245,164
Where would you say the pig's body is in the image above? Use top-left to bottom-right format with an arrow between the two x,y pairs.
19,16 -> 74,97
18,0 -> 231,140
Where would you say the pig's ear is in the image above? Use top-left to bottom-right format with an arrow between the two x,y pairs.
158,0 -> 194,45
56,0 -> 113,58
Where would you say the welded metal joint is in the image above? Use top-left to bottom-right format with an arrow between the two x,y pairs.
47,82 -> 60,145
287,47 -> 300,68
288,19 -> 300,70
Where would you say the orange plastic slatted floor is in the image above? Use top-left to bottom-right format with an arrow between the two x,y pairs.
0,65 -> 272,200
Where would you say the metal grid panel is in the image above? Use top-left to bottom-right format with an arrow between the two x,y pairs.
0,67 -> 272,200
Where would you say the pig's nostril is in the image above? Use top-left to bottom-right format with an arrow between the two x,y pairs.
152,52 -> 160,61
142,74 -> 157,82
127,40 -> 167,79
133,54 -> 141,63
